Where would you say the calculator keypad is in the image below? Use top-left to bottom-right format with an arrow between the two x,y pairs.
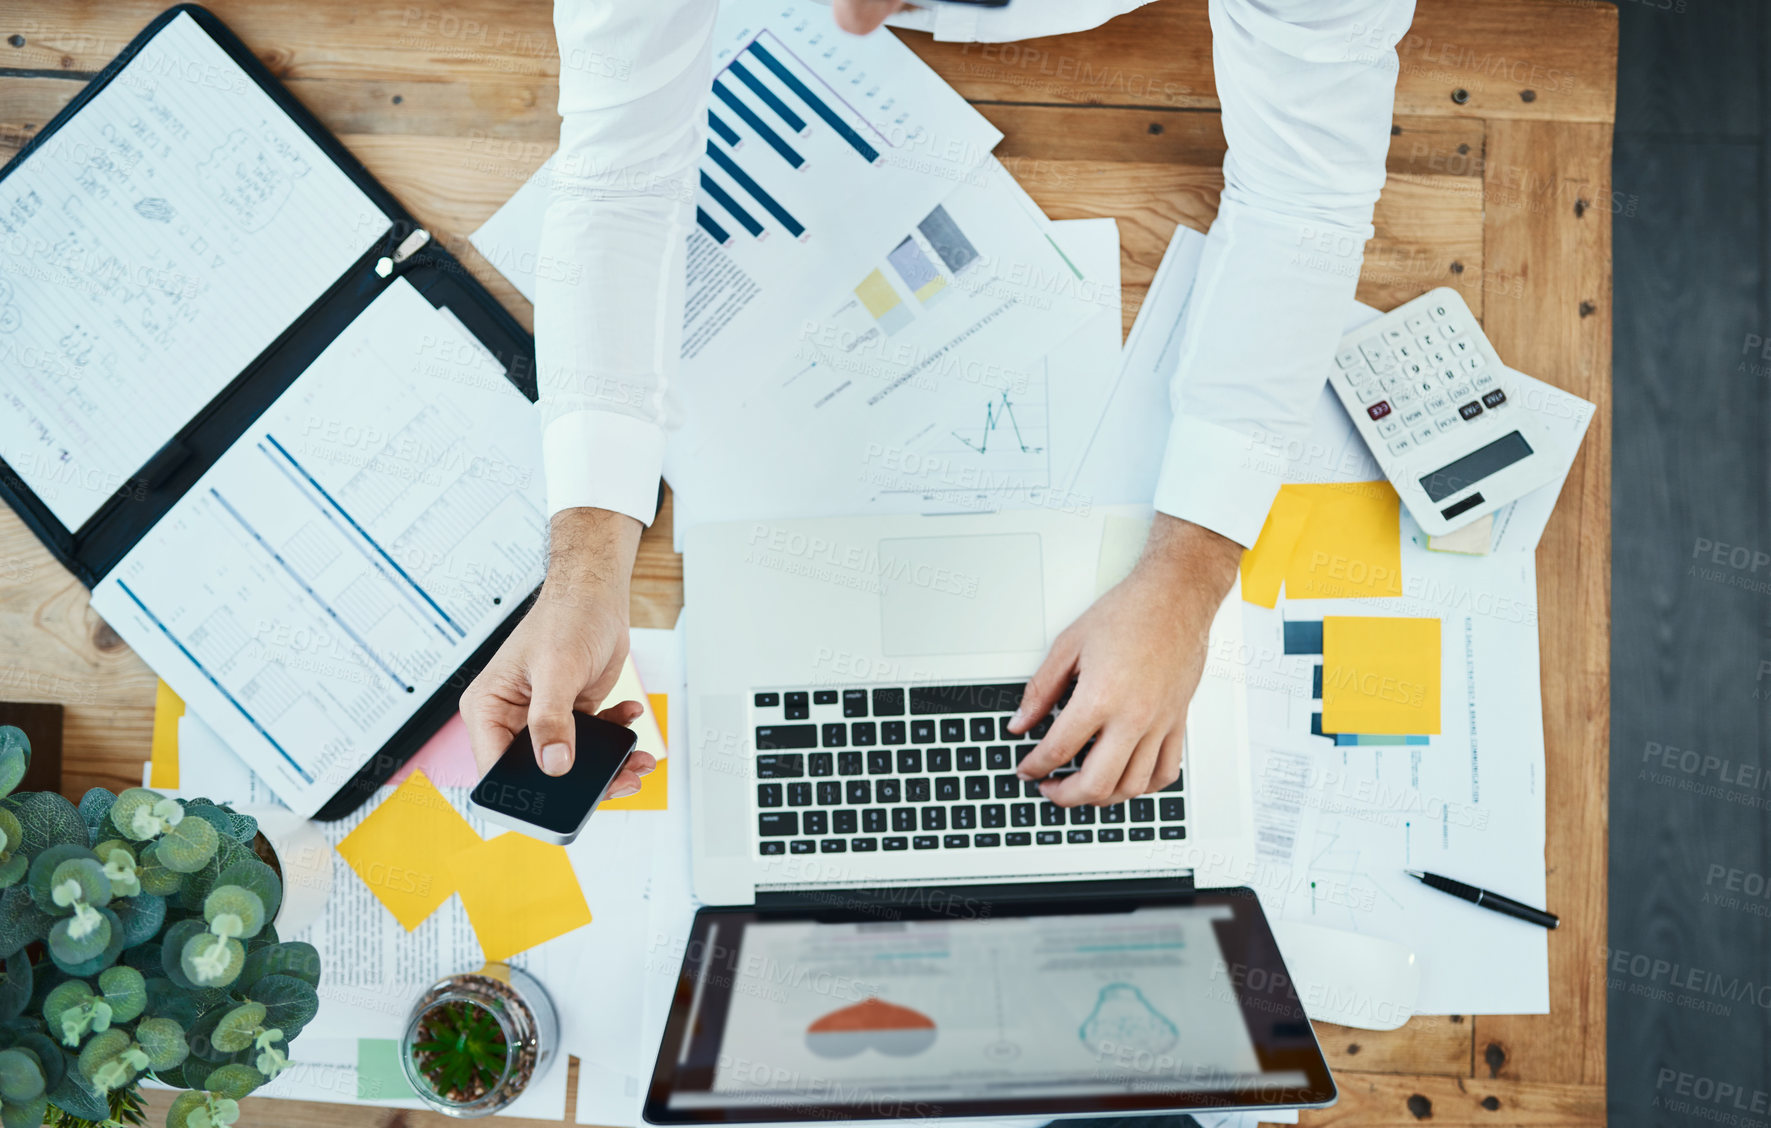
1336,296 -> 1506,458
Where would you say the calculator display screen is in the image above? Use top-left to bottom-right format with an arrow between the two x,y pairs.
1419,430 -> 1533,502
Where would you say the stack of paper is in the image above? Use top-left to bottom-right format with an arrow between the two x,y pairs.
470,0 -> 1128,551
1087,225 -> 1593,1018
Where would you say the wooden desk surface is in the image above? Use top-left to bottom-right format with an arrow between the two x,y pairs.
0,1 -> 1613,1124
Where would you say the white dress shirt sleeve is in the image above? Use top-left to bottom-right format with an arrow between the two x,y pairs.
1154,0 -> 1416,547
537,0 -> 719,525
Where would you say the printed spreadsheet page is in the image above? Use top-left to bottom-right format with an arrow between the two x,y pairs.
91,279 -> 547,817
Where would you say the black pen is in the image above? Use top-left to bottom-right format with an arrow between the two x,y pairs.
1406,870 -> 1559,930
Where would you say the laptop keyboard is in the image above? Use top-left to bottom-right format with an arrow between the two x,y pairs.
750,682 -> 1187,856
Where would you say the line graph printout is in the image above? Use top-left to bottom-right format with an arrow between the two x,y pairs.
664,167 -> 1112,535
0,11 -> 389,530
92,279 -> 545,817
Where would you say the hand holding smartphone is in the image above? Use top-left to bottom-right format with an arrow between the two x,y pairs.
469,711 -> 640,844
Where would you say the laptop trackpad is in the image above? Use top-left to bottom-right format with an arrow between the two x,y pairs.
878,534 -> 1043,656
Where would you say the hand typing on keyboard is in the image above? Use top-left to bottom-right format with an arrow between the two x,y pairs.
1008,514 -> 1240,807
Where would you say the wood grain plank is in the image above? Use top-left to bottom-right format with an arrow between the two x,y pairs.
899,0 -> 1616,123
1317,1015 -> 1474,1077
4,0 -> 561,82
1470,119 -> 1612,1088
1298,1075 -> 1604,1127
6,0 -> 1616,122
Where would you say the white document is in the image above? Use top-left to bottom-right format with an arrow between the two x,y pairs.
0,11 -> 388,530
1072,224 -> 1593,553
666,191 -> 1120,539
470,0 -> 999,320
92,278 -> 547,817
1233,546 -> 1550,1014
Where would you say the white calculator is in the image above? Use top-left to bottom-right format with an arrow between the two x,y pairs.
1328,287 -> 1560,537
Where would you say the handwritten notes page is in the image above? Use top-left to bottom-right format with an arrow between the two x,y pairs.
0,11 -> 388,530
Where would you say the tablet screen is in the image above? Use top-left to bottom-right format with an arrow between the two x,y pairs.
645,887 -> 1334,1122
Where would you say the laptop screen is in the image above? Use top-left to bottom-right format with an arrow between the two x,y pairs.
644,886 -> 1335,1121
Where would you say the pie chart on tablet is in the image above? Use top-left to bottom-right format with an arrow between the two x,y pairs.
804,998 -> 937,1057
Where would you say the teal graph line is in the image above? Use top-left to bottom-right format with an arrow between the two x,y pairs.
952,391 -> 1042,455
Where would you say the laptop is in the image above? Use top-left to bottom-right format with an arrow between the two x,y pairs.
649,505 -> 1336,1121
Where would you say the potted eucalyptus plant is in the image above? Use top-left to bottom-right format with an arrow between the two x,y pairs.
0,725 -> 322,1128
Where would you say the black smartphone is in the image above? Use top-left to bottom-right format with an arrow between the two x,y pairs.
468,712 -> 639,844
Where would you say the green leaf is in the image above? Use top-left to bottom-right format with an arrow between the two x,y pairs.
49,907 -> 124,978
44,1049 -> 108,1121
75,1028 -> 130,1086
215,859 -> 281,926
0,856 -> 25,890
210,1002 -> 266,1054
159,920 -> 209,991
97,965 -> 147,1023
42,980 -> 97,1047
50,857 -> 113,910
48,912 -> 112,966
0,1096 -> 47,1128
166,1089 -> 207,1128
0,889 -> 52,960
111,893 -> 166,949
0,1046 -> 44,1102
108,790 -> 162,842
136,841 -> 183,898
0,949 -> 31,1024
0,727 -> 30,799
156,817 -> 219,874
201,1063 -> 262,1101
179,932 -> 243,989
237,941 -> 320,993
175,838 -> 249,913
26,844 -> 98,915
135,1016 -> 189,1071
5,791 -> 89,856
202,886 -> 264,941
0,809 -> 23,861
77,789 -> 117,841
12,1033 -> 64,1093
247,975 -> 318,1039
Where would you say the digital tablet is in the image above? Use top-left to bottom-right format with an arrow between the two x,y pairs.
643,884 -> 1335,1122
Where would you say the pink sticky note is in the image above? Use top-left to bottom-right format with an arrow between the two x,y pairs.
391,713 -> 482,789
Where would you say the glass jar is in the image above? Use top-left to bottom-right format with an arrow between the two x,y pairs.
399,963 -> 559,1117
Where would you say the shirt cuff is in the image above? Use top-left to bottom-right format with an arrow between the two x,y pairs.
542,409 -> 666,526
1151,415 -> 1284,549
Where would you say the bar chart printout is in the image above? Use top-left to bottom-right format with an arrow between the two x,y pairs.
91,280 -> 547,816
677,0 -> 1001,364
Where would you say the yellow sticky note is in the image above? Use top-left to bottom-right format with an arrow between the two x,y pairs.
449,833 -> 592,961
599,757 -> 668,812
1321,616 -> 1441,735
336,770 -> 482,931
1284,481 -> 1403,600
1240,489 -> 1312,608
597,660 -> 669,811
150,681 -> 184,788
